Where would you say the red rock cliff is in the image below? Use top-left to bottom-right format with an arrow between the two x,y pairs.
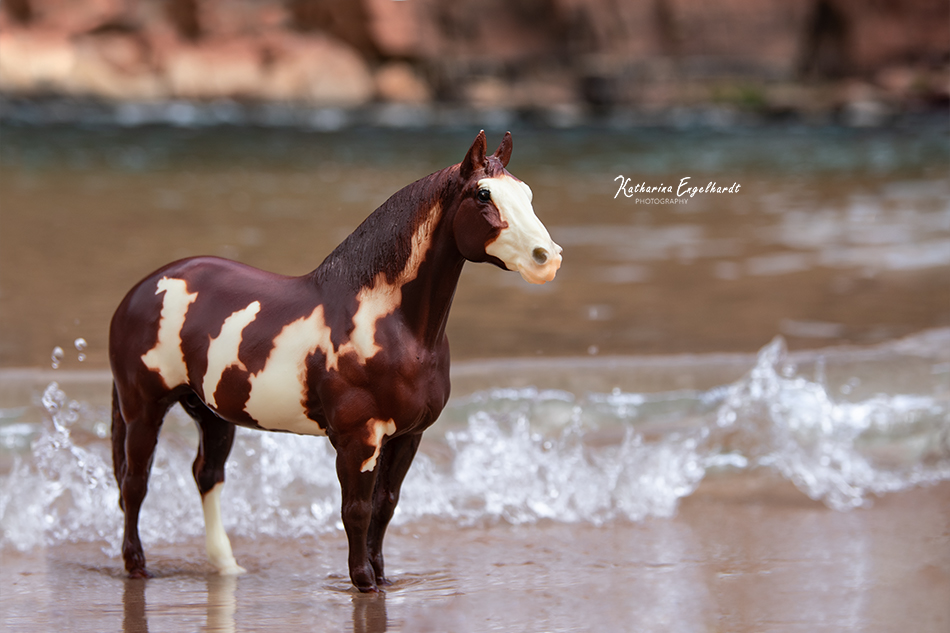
0,0 -> 946,110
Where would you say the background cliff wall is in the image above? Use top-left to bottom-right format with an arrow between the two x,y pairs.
0,0 -> 947,116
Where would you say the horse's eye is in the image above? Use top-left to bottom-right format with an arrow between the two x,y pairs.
477,189 -> 492,203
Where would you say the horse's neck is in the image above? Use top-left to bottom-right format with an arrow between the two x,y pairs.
314,168 -> 465,349
397,220 -> 466,348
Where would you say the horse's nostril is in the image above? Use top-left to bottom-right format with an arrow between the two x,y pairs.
532,247 -> 549,265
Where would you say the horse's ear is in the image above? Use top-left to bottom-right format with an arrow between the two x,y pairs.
460,130 -> 487,178
492,131 -> 512,167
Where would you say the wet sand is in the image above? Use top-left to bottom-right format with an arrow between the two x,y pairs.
3,474 -> 948,633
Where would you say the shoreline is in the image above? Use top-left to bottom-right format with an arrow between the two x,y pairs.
3,94 -> 949,131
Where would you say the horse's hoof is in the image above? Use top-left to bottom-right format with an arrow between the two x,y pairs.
376,576 -> 393,587
353,571 -> 379,593
127,568 -> 153,580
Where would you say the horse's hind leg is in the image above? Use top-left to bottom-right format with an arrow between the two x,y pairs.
180,394 -> 245,575
112,384 -> 167,578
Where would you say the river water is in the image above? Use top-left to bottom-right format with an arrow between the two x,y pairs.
1,120 -> 949,632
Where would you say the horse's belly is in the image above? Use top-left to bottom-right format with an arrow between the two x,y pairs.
237,364 -> 326,436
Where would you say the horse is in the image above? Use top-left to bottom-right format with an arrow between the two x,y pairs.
109,131 -> 562,592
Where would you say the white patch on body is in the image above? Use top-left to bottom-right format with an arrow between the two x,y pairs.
141,277 -> 198,388
360,419 -> 397,472
203,301 -> 261,408
201,482 -> 246,575
243,306 -> 332,435
479,176 -> 562,284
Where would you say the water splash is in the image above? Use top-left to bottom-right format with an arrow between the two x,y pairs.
1,383 -> 119,551
711,337 -> 950,510
1,337 -> 948,553
50,347 -> 64,370
74,338 -> 88,363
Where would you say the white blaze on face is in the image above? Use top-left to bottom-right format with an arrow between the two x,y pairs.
203,301 -> 260,408
141,277 -> 198,388
479,176 -> 562,284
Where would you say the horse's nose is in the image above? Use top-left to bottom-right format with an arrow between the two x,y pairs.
523,241 -> 562,284
532,247 -> 550,265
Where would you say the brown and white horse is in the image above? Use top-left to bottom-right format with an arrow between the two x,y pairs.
109,131 -> 561,592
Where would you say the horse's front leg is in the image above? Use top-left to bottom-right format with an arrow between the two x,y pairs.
367,433 -> 421,586
334,434 -> 381,592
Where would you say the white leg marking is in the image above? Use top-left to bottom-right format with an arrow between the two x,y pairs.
141,277 -> 199,388
244,306 -> 332,435
360,419 -> 397,472
203,301 -> 261,408
202,483 -> 246,575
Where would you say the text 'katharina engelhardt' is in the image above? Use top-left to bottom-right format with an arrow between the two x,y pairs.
614,176 -> 742,201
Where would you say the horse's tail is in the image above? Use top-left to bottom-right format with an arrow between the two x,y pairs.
110,381 -> 127,511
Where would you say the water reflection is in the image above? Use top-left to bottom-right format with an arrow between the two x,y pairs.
351,593 -> 388,633
119,573 -> 389,633
205,575 -> 239,633
121,579 -> 148,633
119,575 -> 242,633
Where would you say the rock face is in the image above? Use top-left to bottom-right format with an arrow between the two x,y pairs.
0,0 -> 947,110
0,0 -> 376,105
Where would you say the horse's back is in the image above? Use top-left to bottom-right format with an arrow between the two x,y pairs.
109,257 -> 314,399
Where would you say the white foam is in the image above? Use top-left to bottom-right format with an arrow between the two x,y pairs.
2,335 -> 949,553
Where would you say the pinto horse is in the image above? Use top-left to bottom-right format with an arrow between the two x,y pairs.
109,131 -> 561,592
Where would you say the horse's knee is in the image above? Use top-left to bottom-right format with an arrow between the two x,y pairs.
120,472 -> 149,507
342,497 -> 373,529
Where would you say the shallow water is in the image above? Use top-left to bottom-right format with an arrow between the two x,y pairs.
4,485 -> 949,633
1,332 -> 949,632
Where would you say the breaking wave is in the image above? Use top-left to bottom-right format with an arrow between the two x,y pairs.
1,333 -> 948,554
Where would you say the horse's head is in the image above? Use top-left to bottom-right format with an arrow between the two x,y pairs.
453,131 -> 562,284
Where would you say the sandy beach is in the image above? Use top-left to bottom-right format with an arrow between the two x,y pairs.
3,473 -> 948,633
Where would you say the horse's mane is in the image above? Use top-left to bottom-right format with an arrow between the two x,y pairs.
313,165 -> 456,291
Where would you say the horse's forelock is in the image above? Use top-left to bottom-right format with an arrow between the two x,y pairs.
482,157 -> 508,179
